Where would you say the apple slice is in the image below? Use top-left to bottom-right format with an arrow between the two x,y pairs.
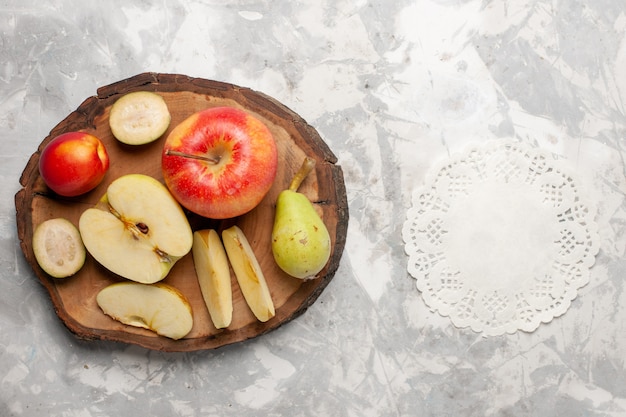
32,218 -> 86,278
96,282 -> 193,340
192,229 -> 233,329
222,225 -> 275,322
109,91 -> 171,145
78,174 -> 193,284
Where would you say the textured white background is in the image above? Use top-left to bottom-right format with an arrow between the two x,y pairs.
1,1 -> 626,416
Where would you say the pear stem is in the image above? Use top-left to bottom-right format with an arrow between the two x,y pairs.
165,149 -> 220,164
289,157 -> 316,192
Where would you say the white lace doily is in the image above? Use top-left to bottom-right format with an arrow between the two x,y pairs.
402,140 -> 600,336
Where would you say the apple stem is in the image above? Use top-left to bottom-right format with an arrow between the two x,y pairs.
289,157 -> 316,192
165,149 -> 220,164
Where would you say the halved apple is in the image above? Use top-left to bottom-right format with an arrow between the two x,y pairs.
192,229 -> 233,329
222,225 -> 275,322
96,282 -> 193,340
78,174 -> 193,284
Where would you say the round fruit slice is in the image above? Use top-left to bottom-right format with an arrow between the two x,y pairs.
32,218 -> 86,278
108,91 -> 171,145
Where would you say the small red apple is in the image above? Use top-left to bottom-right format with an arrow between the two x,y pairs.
39,132 -> 110,197
161,107 -> 278,219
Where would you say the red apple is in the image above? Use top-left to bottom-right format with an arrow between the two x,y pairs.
39,132 -> 110,197
161,107 -> 278,219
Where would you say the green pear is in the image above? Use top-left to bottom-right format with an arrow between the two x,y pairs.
271,157 -> 331,279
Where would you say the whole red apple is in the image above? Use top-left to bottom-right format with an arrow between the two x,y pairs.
162,107 -> 278,219
39,132 -> 110,197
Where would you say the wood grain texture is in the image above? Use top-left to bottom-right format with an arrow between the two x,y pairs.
15,73 -> 348,352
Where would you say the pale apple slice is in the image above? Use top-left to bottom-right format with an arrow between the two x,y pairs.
78,174 -> 193,284
222,225 -> 275,322
32,218 -> 86,278
192,229 -> 233,329
96,282 -> 193,340
109,91 -> 171,145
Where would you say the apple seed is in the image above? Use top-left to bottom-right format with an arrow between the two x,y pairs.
136,222 -> 149,234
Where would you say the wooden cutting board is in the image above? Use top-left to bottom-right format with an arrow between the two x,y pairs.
15,73 -> 348,352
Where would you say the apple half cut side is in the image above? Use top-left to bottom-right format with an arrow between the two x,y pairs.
192,229 -> 233,329
222,225 -> 275,322
78,174 -> 193,284
96,282 -> 193,340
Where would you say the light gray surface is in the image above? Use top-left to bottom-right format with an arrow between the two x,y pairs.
2,1 -> 626,416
